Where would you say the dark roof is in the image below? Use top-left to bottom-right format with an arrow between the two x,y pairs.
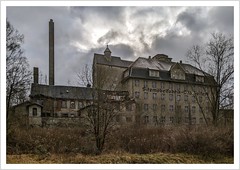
94,53 -> 133,68
124,67 -> 215,85
13,101 -> 43,108
129,57 -> 206,76
30,84 -> 93,100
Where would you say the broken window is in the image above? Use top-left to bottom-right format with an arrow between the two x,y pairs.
70,101 -> 75,109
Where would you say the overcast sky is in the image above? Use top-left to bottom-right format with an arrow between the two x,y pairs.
6,5 -> 233,86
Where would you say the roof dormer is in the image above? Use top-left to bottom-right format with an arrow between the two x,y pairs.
170,63 -> 186,80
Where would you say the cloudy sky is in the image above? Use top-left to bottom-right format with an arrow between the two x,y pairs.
6,4 -> 234,86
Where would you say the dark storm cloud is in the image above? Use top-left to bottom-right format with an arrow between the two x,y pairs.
6,6 -> 234,86
97,29 -> 123,44
176,7 -> 208,33
110,44 -> 135,59
151,32 -> 193,62
208,6 -> 234,34
70,6 -> 126,25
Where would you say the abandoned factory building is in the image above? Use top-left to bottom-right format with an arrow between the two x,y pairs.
22,19 -> 218,127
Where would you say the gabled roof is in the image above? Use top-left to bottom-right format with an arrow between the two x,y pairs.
94,53 -> 133,68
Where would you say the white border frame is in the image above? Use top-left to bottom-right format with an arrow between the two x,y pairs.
1,1 -> 239,169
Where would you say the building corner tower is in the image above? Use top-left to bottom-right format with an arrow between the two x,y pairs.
49,19 -> 54,85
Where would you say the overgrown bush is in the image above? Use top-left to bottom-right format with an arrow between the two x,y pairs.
7,127 -> 95,155
107,125 -> 233,157
7,124 -> 233,157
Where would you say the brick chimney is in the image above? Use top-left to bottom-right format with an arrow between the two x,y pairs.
49,19 -> 54,85
33,67 -> 39,84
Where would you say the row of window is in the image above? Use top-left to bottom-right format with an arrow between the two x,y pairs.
60,100 -> 133,111
144,115 -> 208,124
135,80 -> 199,90
143,104 -> 210,113
136,91 -> 205,102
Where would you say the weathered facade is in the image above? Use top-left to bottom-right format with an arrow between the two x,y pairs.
93,47 -> 217,126
29,84 -> 136,126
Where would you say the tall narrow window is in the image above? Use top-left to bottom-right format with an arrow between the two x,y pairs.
169,83 -> 173,90
61,101 -> 67,108
176,84 -> 180,91
78,102 -> 83,109
144,92 -> 148,99
70,101 -> 75,109
135,80 -> 139,87
169,105 -> 174,112
144,116 -> 149,124
144,104 -> 148,111
160,82 -> 165,89
144,81 -> 148,88
153,104 -> 157,111
177,95 -> 181,101
161,105 -> 165,112
169,94 -> 173,101
185,106 -> 189,113
161,93 -> 165,100
152,81 -> 157,88
135,91 -> 140,98
32,108 -> 37,116
184,95 -> 188,101
192,106 -> 196,114
153,93 -> 157,99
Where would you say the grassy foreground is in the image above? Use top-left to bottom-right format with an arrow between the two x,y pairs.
7,152 -> 233,164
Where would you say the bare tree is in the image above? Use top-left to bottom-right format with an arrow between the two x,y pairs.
6,20 -> 31,123
186,33 -> 234,125
78,64 -> 120,154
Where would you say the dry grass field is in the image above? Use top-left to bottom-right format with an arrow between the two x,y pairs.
7,125 -> 233,164
7,152 -> 233,164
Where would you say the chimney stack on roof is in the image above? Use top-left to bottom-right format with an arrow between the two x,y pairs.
49,19 -> 54,85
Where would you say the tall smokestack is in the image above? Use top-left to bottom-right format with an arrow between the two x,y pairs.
49,19 -> 54,85
33,67 -> 39,84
